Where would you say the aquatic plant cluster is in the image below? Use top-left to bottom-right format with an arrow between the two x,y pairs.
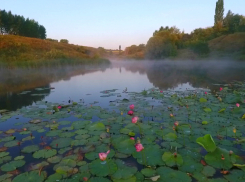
0,82 -> 245,182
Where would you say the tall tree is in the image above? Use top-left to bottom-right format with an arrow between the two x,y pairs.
214,0 -> 224,26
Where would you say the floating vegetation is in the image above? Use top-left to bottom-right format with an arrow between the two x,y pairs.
0,82 -> 245,181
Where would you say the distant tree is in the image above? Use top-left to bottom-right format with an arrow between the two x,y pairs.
38,25 -> 46,39
0,9 -> 46,38
60,39 -> 69,44
224,10 -> 244,33
145,26 -> 182,59
214,0 -> 224,26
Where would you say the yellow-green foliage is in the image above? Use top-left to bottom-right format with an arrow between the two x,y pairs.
0,35 -> 105,62
209,32 -> 245,52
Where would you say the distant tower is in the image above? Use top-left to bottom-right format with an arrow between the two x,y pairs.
119,45 -> 121,54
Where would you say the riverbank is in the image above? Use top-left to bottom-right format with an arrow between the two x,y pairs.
0,35 -> 110,66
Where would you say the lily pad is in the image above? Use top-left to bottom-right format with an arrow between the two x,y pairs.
33,149 -> 57,159
196,134 -> 216,152
162,152 -> 183,167
89,159 -> 117,177
12,170 -> 47,182
22,145 -> 39,153
1,160 -> 26,172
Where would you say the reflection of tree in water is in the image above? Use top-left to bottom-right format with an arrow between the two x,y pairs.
0,63 -> 110,111
120,61 -> 245,90
0,85 -> 50,111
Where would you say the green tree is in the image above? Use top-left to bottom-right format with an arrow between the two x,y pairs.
60,39 -> 69,44
214,0 -> 224,26
145,26 -> 182,59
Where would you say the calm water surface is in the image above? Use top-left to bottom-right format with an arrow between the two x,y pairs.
1,60 -> 245,111
1,60 -> 245,181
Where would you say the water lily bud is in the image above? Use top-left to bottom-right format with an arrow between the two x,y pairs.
221,154 -> 225,160
174,152 -> 177,158
17,142 -> 20,146
56,144 -> 58,147
121,111 -> 123,115
83,177 -> 88,181
236,103 -> 240,107
106,127 -> 109,133
205,92 -> 207,95
99,150 -> 110,161
220,87 -> 223,91
170,114 -> 174,117
174,121 -> 179,127
23,128 -> 27,131
229,151 -> 233,155
172,126 -> 176,131
30,133 -> 32,137
233,128 -> 236,134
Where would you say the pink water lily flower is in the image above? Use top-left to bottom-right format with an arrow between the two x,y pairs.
236,103 -> 240,107
160,90 -> 163,93
128,110 -> 134,115
129,104 -> 134,110
220,87 -> 223,91
132,116 -> 139,124
130,137 -> 135,140
57,106 -> 62,109
174,121 -> 179,126
135,143 -> 144,152
99,150 -> 110,161
205,92 -> 207,95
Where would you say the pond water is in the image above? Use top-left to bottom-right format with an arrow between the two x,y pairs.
0,60 -> 245,182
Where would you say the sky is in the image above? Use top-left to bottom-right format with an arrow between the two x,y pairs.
1,0 -> 245,50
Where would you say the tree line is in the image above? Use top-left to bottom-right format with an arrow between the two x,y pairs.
0,9 -> 46,39
143,0 -> 245,59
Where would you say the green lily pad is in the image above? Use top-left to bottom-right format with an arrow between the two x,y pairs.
89,122 -> 106,131
45,173 -> 62,182
202,165 -> 216,177
112,159 -> 137,179
0,152 -> 9,158
14,156 -> 25,160
22,136 -> 35,141
89,159 -> 117,177
156,166 -> 192,182
33,149 -> 57,159
203,107 -> 212,113
12,170 -> 47,182
163,133 -> 177,141
141,168 -> 157,177
162,152 -> 183,167
196,134 -> 216,152
0,174 -> 13,182
90,177 -> 112,182
1,160 -> 26,172
205,147 -> 236,169
4,140 -> 19,147
47,156 -> 62,163
50,138 -> 72,148
22,145 -> 39,153
199,98 -> 207,102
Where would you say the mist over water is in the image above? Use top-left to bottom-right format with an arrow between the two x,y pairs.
1,60 -> 245,110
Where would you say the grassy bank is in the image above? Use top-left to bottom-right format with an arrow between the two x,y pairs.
0,35 -> 110,66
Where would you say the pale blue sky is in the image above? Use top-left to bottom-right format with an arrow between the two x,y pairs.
1,0 -> 245,49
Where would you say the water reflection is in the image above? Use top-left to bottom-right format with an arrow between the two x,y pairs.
1,60 -> 245,110
0,63 -> 110,110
